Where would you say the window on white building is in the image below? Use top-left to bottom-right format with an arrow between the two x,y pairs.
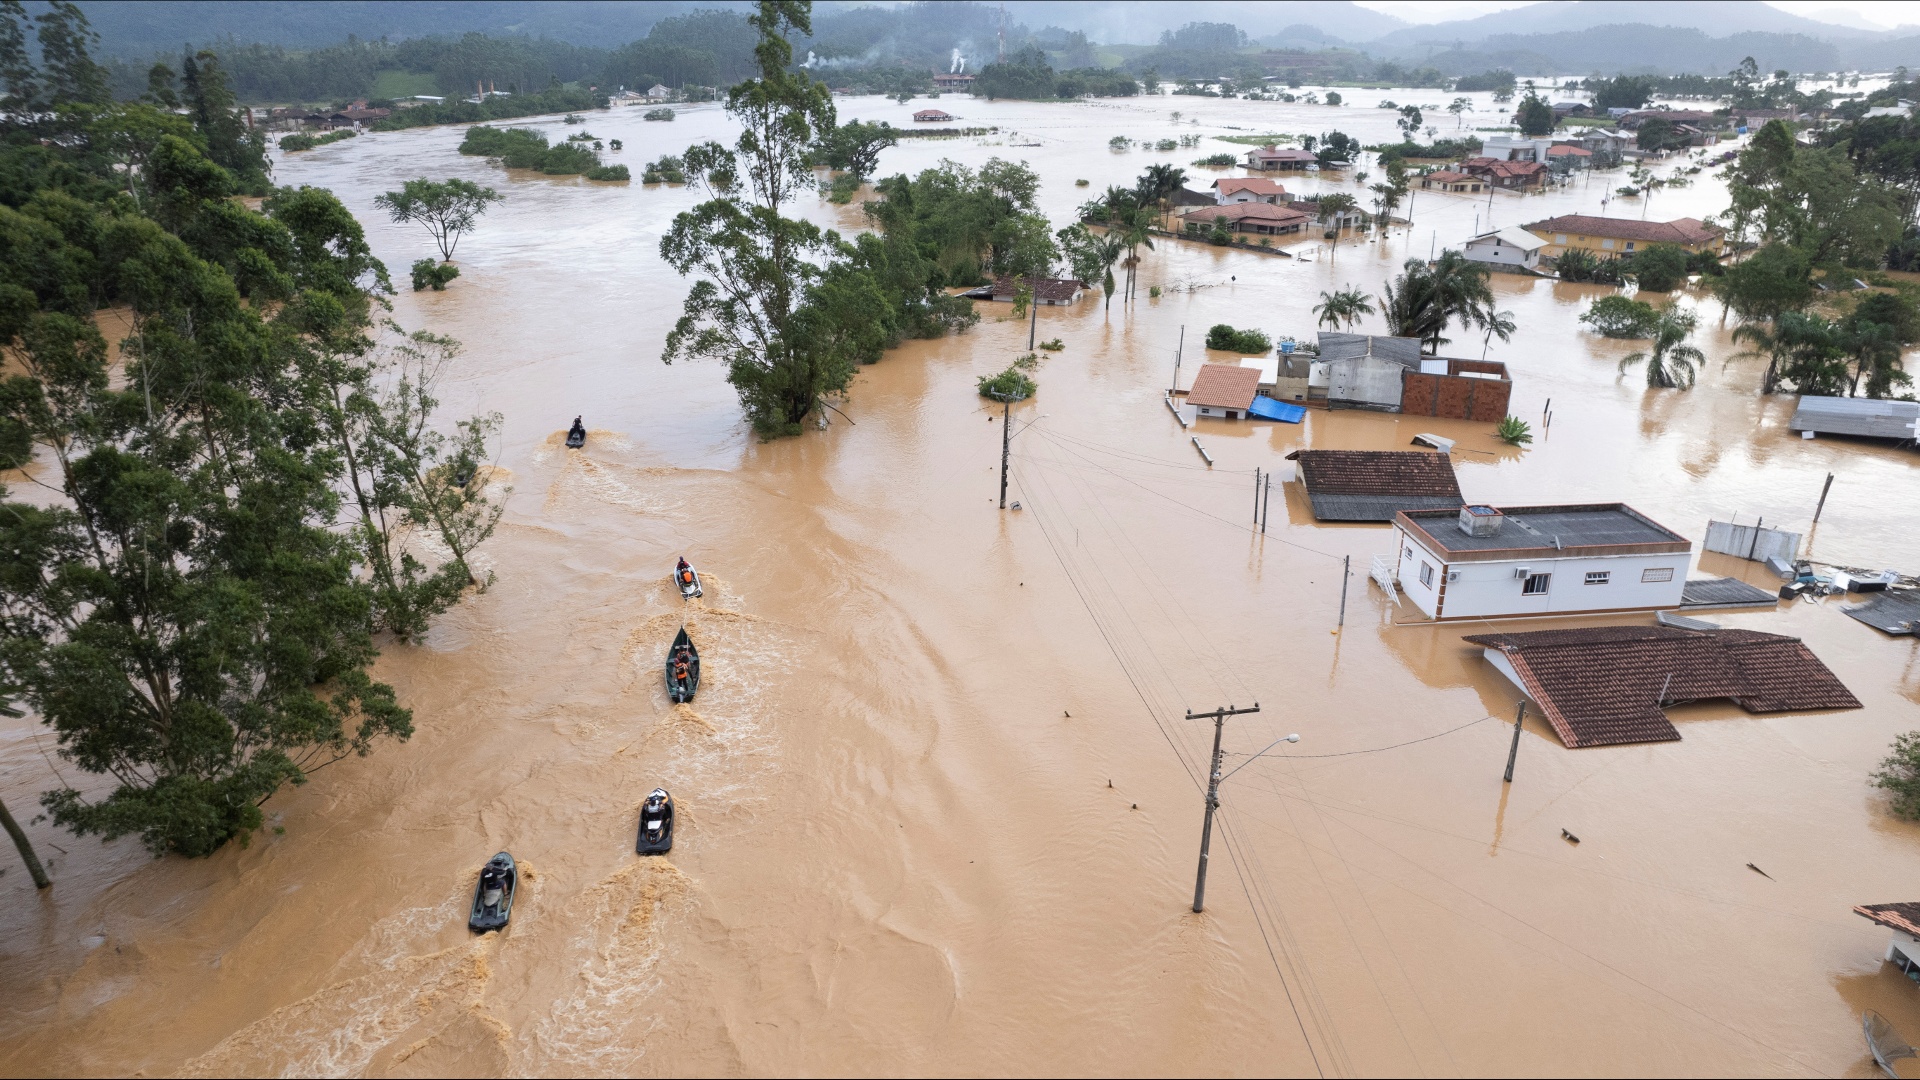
1420,562 -> 1435,588
1641,567 -> 1675,583
1585,571 -> 1610,585
1522,573 -> 1552,595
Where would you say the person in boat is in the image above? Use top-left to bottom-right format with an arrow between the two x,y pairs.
480,863 -> 509,904
680,564 -> 695,587
567,416 -> 585,441
672,650 -> 691,682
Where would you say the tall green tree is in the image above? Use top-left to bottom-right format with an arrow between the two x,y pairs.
1516,92 -> 1554,137
179,49 -> 270,194
374,178 -> 504,262
660,1 -> 862,435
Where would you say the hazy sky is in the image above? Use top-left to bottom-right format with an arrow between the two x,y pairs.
1353,0 -> 1920,29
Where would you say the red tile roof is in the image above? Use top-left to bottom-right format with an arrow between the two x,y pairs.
1423,170 -> 1475,183
1547,145 -> 1592,156
913,109 -> 954,121
1186,364 -> 1262,409
1213,177 -> 1287,197
1463,157 -> 1547,179
1284,450 -> 1461,498
1462,625 -> 1860,748
1524,214 -> 1723,246
1181,202 -> 1309,226
1856,902 -> 1920,937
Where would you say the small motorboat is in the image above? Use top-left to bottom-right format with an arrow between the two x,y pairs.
468,851 -> 518,933
565,416 -> 586,449
664,626 -> 700,703
674,557 -> 703,600
636,788 -> 674,855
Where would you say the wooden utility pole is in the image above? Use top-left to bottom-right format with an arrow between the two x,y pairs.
1190,703 -> 1261,913
1,796 -> 49,889
1337,555 -> 1350,626
1503,701 -> 1526,783
1254,467 -> 1262,523
1813,472 -> 1835,524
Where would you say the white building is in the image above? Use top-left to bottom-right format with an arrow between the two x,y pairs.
1482,135 -> 1556,163
647,84 -> 674,101
1210,177 -> 1291,205
1393,503 -> 1691,620
1461,227 -> 1546,272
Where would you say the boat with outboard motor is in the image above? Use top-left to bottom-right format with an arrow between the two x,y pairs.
565,416 -> 586,449
636,788 -> 675,854
675,557 -> 703,599
665,627 -> 700,703
468,851 -> 518,933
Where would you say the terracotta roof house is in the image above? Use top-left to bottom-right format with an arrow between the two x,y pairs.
1211,177 -> 1290,204
1460,157 -> 1546,189
913,109 -> 955,122
1181,202 -> 1311,237
1419,170 -> 1484,193
1245,146 -> 1318,171
932,73 -> 975,91
1620,108 -> 1719,129
986,276 -> 1085,305
1285,449 -> 1463,522
1463,624 -> 1861,748
1184,364 -> 1262,420
1546,144 -> 1592,169
1525,214 -> 1725,259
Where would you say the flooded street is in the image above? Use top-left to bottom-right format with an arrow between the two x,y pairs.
4,89 -> 1920,1077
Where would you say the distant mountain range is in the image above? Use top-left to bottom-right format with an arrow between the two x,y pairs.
69,0 -> 1920,75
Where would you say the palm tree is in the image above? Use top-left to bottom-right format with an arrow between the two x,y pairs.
1116,203 -> 1156,301
1136,162 -> 1189,222
1096,231 -> 1124,311
1313,287 -> 1374,330
1381,252 -> 1498,353
1620,304 -> 1706,389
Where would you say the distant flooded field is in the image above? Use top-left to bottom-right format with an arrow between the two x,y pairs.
3,88 -> 1918,1077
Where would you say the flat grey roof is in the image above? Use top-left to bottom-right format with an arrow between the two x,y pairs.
1679,577 -> 1779,610
1308,493 -> 1462,522
1399,503 -> 1690,556
1791,396 -> 1920,440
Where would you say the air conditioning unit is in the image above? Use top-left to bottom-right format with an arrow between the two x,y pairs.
1446,570 -> 1461,582
1513,566 -> 1531,579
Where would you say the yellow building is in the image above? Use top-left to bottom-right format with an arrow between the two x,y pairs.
1524,215 -> 1725,259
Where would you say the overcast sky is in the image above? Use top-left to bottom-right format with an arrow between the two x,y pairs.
1354,0 -> 1920,29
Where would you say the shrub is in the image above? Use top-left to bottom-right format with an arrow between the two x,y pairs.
461,125 -> 613,177
824,173 -> 862,203
1038,338 -> 1064,351
1496,416 -> 1533,445
279,129 -> 356,152
609,139 -> 623,151
1208,219 -> 1234,246
1579,295 -> 1660,338
1109,136 -> 1130,149
1193,152 -> 1236,167
1627,243 -> 1690,292
1149,285 -> 1162,298
563,113 -> 585,123
977,367 -> 1036,400
1205,324 -> 1270,353
644,108 -> 675,121
410,258 -> 460,291
643,154 -> 687,184
1075,178 -> 1089,186
1553,248 -> 1623,284
586,164 -> 630,181
1874,732 -> 1920,820
1155,139 -> 1177,151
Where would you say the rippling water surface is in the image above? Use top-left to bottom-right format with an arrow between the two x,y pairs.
3,88 -> 1919,1077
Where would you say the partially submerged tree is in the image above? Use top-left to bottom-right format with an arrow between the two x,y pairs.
1313,286 -> 1373,330
1619,303 -> 1706,389
374,177 -> 504,261
1380,252 -> 1501,353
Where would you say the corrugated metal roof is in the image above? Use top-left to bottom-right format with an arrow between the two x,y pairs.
1316,332 -> 1422,367
1401,504 -> 1688,554
1842,590 -> 1920,635
1678,577 -> 1779,610
1789,396 -> 1920,440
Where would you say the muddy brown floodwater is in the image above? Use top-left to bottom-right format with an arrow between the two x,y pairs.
4,89 -> 1920,1078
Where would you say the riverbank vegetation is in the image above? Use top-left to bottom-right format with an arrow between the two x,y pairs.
0,5 -> 502,859
974,46 -> 1139,100
279,128 -> 356,152
457,125 -> 626,179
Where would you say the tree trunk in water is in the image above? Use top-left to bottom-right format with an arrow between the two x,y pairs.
1,796 -> 50,889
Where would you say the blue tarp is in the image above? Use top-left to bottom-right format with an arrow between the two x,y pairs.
1248,397 -> 1306,423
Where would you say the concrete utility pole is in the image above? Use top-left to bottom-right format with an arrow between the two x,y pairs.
1171,324 -> 1185,394
1813,472 -> 1835,524
1190,703 -> 1261,913
998,393 -> 1012,509
1503,701 -> 1526,783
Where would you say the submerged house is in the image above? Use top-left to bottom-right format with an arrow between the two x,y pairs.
982,276 -> 1085,305
1460,227 -> 1546,272
1183,364 -> 1262,421
1181,202 -> 1312,237
1790,396 -> 1920,443
1393,503 -> 1692,620
1320,332 -> 1422,411
1287,449 -> 1463,522
1465,624 -> 1859,747
1211,177 -> 1292,204
1244,146 -> 1318,171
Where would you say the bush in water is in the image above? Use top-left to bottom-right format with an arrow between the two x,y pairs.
1875,732 -> 1920,820
1497,415 -> 1533,445
645,107 -> 675,121
1579,295 -> 1660,338
410,258 -> 460,291
1205,323 -> 1271,353
587,164 -> 630,181
977,367 -> 1036,400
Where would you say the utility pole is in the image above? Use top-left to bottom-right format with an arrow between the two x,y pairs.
1253,467 -> 1262,523
1191,703 -> 1261,913
1028,274 -> 1039,351
1813,472 -> 1835,524
1503,701 -> 1526,782
1337,555 -> 1350,626
998,393 -> 1012,509
1170,324 -> 1185,394
1262,474 -> 1271,533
